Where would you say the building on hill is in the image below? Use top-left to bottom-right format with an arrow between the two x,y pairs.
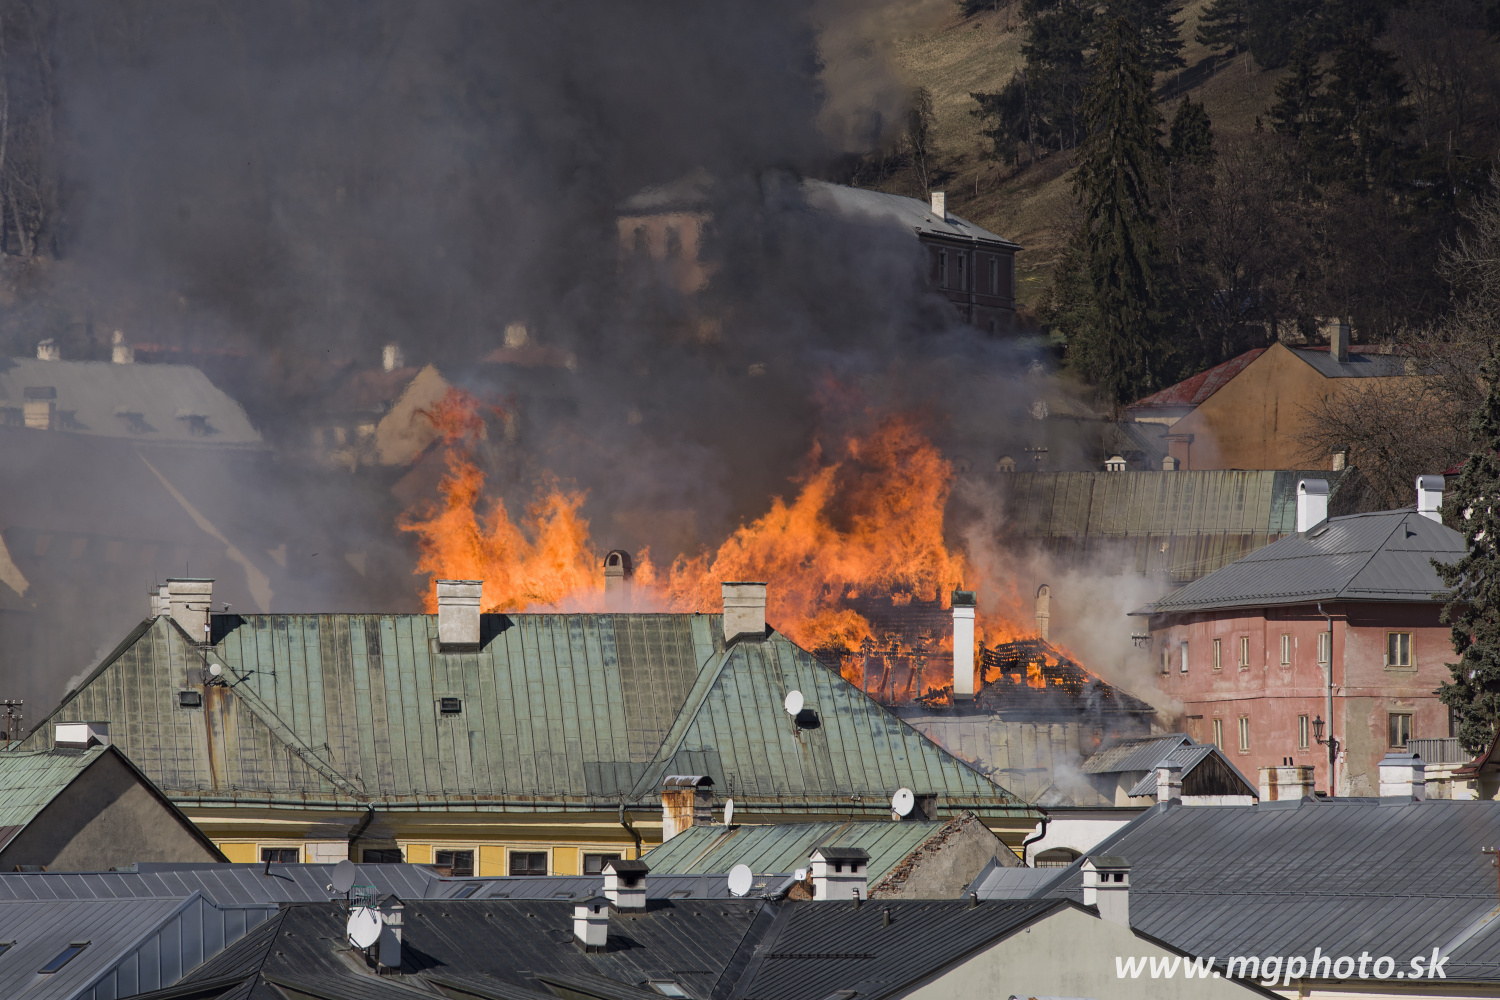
306,357 -> 452,471
0,742 -> 224,870
1124,339 -> 1434,471
641,812 -> 1019,899
1133,476 -> 1464,796
19,579 -> 1037,870
978,795 -> 1500,998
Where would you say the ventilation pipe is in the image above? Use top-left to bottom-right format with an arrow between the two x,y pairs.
1416,476 -> 1445,523
1082,857 -> 1131,926
436,580 -> 482,650
722,582 -> 767,643
952,590 -> 976,701
1296,479 -> 1329,533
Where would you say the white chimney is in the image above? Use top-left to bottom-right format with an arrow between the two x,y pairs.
166,578 -> 214,643
22,386 -> 56,430
1034,585 -> 1051,642
661,774 -> 714,841
35,338 -> 59,361
1081,856 -> 1130,926
603,550 -> 633,611
381,343 -> 404,372
1259,763 -> 1315,801
809,847 -> 868,901
377,898 -> 404,968
929,191 -> 946,218
722,582 -> 767,643
1416,476 -> 1445,523
436,579 -> 482,650
1155,762 -> 1183,802
1331,320 -> 1350,363
602,859 -> 648,910
111,330 -> 134,365
1296,478 -> 1329,533
1379,752 -> 1426,799
573,896 -> 609,950
1161,456 -> 1179,471
952,589 -> 976,700
150,584 -> 169,618
54,721 -> 109,748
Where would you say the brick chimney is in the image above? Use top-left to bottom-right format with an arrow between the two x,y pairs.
1416,476 -> 1445,523
602,859 -> 648,910
952,590 -> 976,700
1331,320 -> 1350,363
809,847 -> 868,901
1378,752 -> 1426,799
603,550 -> 633,611
436,580 -> 482,650
1296,478 -> 1329,533
1259,763 -> 1315,801
166,579 -> 214,643
1082,856 -> 1131,926
722,582 -> 767,643
661,774 -> 714,841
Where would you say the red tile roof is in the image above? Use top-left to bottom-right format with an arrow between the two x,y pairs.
1128,348 -> 1265,411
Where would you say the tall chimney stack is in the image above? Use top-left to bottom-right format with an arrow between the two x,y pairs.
1331,320 -> 1350,363
1034,584 -> 1051,642
1296,478 -> 1329,533
382,343 -> 404,372
436,580 -> 482,650
929,191 -> 946,218
660,774 -> 714,841
111,330 -> 135,365
1416,476 -> 1445,523
722,582 -> 767,643
166,579 -> 214,642
603,550 -> 633,611
952,590 -> 976,701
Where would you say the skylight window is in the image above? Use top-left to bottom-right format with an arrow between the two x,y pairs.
648,982 -> 689,997
39,942 -> 88,973
0,941 -> 12,959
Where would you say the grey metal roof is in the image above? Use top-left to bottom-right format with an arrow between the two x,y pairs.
0,748 -> 106,851
995,798 -> 1500,985
1080,735 -> 1193,775
639,820 -> 951,885
0,358 -> 261,447
1290,347 -> 1421,378
0,893 -> 275,1000
1125,745 -> 1248,797
802,179 -> 1019,248
26,614 -> 1029,818
1138,508 -> 1465,615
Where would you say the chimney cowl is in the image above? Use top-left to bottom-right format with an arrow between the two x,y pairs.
809,846 -> 868,901
1081,856 -> 1131,926
722,582 -> 767,643
165,579 -> 214,643
1296,478 -> 1330,533
436,580 -> 482,650
952,590 -> 976,701
1416,476 -> 1445,523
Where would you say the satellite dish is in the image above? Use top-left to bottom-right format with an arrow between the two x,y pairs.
724,798 -> 735,827
347,906 -> 382,948
794,868 -> 807,882
727,864 -> 754,897
784,690 -> 804,716
208,663 -> 222,677
331,859 -> 357,894
891,787 -> 915,818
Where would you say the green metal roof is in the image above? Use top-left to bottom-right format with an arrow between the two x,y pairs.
0,747 -> 105,848
641,820 -> 951,884
25,614 -> 1032,819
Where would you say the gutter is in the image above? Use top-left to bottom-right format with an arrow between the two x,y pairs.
1020,811 -> 1050,865
619,802 -> 643,859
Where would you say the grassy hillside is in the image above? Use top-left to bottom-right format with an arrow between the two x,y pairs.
881,1 -> 1286,315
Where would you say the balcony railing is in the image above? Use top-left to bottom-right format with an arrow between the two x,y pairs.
1407,737 -> 1466,764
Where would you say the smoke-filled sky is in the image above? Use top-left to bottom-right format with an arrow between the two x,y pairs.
0,1 -> 1132,718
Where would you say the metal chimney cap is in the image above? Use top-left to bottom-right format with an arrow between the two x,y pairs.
1297,479 -> 1330,496
951,590 -> 977,608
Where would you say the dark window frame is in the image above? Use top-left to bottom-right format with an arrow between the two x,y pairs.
39,943 -> 88,974
583,852 -> 621,876
434,849 -> 475,877
509,850 -> 548,876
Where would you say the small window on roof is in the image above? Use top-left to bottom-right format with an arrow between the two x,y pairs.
439,697 -> 462,715
649,983 -> 690,998
669,889 -> 692,898
39,943 -> 88,973
0,941 -> 12,958
178,690 -> 202,708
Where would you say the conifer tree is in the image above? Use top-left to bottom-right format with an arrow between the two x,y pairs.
1269,42 -> 1324,142
1107,0 -> 1187,73
1195,0 -> 1248,55
1071,16 -> 1170,403
1168,96 -> 1215,169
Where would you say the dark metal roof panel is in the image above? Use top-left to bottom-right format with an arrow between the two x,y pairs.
1080,735 -> 1193,775
1010,799 -> 1500,983
640,822 -> 947,884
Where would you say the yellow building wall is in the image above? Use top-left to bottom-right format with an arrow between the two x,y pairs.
218,842 -> 256,863
404,843 -> 432,864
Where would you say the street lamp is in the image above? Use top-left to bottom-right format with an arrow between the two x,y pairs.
1313,715 -> 1340,794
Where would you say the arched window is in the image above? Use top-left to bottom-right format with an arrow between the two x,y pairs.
1034,848 -> 1081,869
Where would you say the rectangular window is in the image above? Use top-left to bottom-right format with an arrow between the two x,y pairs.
1238,716 -> 1250,752
1160,647 -> 1170,674
956,253 -> 966,290
1280,633 -> 1292,665
1318,631 -> 1331,664
1213,638 -> 1222,671
261,848 -> 299,864
1212,718 -> 1224,749
509,851 -> 547,876
937,251 -> 947,287
362,848 -> 403,864
1390,713 -> 1413,748
1239,636 -> 1251,668
1180,643 -> 1189,673
435,849 -> 475,877
39,943 -> 88,974
583,852 -> 621,876
1387,632 -> 1413,667
990,257 -> 1000,293
1298,715 -> 1310,750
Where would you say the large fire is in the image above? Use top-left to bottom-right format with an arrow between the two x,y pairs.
399,388 -> 1032,697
